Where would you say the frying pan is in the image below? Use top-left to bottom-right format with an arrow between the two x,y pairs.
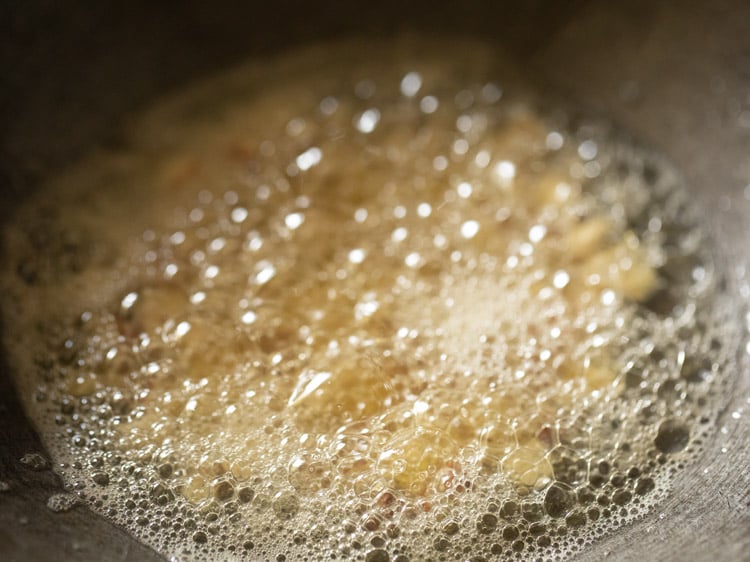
1,1 -> 748,560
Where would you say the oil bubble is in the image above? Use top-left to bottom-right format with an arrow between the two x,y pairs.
655,420 -> 690,453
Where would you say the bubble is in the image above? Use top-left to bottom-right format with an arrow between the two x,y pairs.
92,472 -> 110,486
612,490 -> 632,506
654,420 -> 690,453
457,182 -> 473,199
239,310 -> 257,325
529,224 -> 547,243
577,140 -> 598,161
192,531 -> 208,544
254,261 -> 277,285
400,72 -> 422,98
481,82 -> 502,103
442,521 -> 460,535
564,511 -> 587,528
553,271 -> 570,290
433,536 -> 450,551
19,453 -> 49,471
546,132 -> 564,150
213,480 -> 235,502
237,487 -> 255,503
365,548 -> 390,562
635,478 -> 656,496
356,109 -> 381,134
502,525 -> 520,541
348,248 -> 367,264
460,220 -> 480,239
521,503 -> 545,523
544,484 -> 575,518
296,147 -> 322,171
476,513 -> 498,534
420,96 -> 439,114
47,493 -> 82,513
492,161 -> 515,189
273,492 -> 299,520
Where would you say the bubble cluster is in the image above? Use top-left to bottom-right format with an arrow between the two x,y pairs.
47,493 -> 82,513
19,452 -> 50,471
0,40 -> 742,561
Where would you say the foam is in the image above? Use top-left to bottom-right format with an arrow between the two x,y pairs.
0,39 -> 742,561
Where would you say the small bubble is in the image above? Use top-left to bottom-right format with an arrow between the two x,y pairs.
47,493 -> 81,513
254,261 -> 277,285
417,203 -> 432,217
453,138 -> 469,155
460,220 -> 480,239
654,420 -> 690,453
553,270 -> 570,289
356,109 -> 381,134
545,484 -> 575,518
392,227 -> 408,243
404,252 -> 422,268
203,265 -> 219,280
273,492 -> 299,520
612,489 -> 632,506
296,147 -> 322,171
420,96 -> 439,114
92,472 -> 110,486
354,208 -> 368,223
475,150 -> 491,168
241,311 -> 257,325
457,182 -> 473,199
238,487 -> 255,503
494,160 -> 516,184
285,212 -> 305,230
355,79 -> 376,99
286,118 -> 306,136
481,82 -> 502,103
19,453 -> 49,471
455,89 -> 474,109
214,480 -> 235,501
320,96 -> 338,115
546,132 -> 564,150
400,72 -> 422,97
577,140 -> 598,160
635,478 -> 655,496
121,291 -> 139,311
456,114 -> 473,133
192,531 -> 208,544
477,513 -> 498,533
564,511 -> 587,528
189,208 -> 204,223
365,549 -> 390,562
348,248 -> 367,264
529,224 -> 547,243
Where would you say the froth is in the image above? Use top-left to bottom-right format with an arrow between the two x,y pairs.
0,39 -> 742,561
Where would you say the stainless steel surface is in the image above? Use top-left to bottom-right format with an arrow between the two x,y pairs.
1,1 -> 748,560
533,2 -> 750,560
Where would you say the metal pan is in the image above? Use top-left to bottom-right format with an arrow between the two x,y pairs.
1,1 -> 748,560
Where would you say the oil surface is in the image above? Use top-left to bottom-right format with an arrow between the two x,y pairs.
0,40 -> 741,561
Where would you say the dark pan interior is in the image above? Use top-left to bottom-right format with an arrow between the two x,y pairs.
1,1 -> 749,560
